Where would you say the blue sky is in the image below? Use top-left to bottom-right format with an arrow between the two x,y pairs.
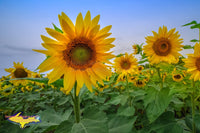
0,0 -> 200,77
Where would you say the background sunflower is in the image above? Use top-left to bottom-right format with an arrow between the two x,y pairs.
143,26 -> 183,64
184,43 -> 200,81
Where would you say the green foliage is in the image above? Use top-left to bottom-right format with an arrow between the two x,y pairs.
53,23 -> 63,33
183,45 -> 194,49
144,87 -> 172,123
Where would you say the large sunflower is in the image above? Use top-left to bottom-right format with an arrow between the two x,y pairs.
33,11 -> 115,96
114,53 -> 138,79
143,26 -> 183,64
5,62 -> 32,86
183,43 -> 200,81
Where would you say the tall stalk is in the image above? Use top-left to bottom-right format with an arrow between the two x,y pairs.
156,67 -> 163,89
191,80 -> 196,133
71,81 -> 80,123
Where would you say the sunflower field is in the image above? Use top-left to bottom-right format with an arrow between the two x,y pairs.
1,11 -> 200,133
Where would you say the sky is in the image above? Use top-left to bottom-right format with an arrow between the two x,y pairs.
0,0 -> 200,77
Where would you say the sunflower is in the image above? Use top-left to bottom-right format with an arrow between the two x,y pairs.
32,72 -> 41,78
5,62 -> 32,86
33,11 -> 115,96
137,65 -> 144,72
128,75 -> 138,82
172,74 -> 183,82
114,53 -> 138,80
132,44 -> 139,55
134,79 -> 146,87
143,26 -> 183,64
183,43 -> 200,81
0,84 -> 14,96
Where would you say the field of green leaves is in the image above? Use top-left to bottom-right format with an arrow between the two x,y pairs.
1,13 -> 200,133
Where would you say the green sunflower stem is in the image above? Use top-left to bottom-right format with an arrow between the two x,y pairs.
73,81 -> 80,123
156,67 -> 163,89
191,80 -> 196,133
126,76 -> 131,106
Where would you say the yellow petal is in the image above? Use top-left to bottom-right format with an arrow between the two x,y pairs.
75,13 -> 84,36
75,70 -> 84,96
98,38 -> 115,44
59,15 -> 75,39
82,71 -> 93,92
91,15 -> 100,28
5,68 -> 14,73
97,25 -> 112,36
41,35 -> 58,44
46,28 -> 68,42
194,43 -> 200,57
64,67 -> 76,94
41,43 -> 66,51
38,56 -> 61,73
93,33 -> 112,42
87,25 -> 100,39
92,63 -> 112,80
84,11 -> 91,33
61,12 -> 75,31
48,62 -> 66,84
32,49 -> 53,56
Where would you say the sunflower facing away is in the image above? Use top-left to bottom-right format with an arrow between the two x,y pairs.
183,43 -> 200,81
5,62 -> 32,86
114,53 -> 138,79
33,11 -> 115,96
143,26 -> 183,64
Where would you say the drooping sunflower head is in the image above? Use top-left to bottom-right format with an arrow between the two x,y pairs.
5,62 -> 32,79
33,11 -> 115,96
183,43 -> 200,81
143,26 -> 183,64
172,74 -> 183,82
114,53 -> 138,79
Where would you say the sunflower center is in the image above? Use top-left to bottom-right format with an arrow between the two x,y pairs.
195,58 -> 200,71
71,45 -> 92,65
120,61 -> 131,70
63,38 -> 96,70
174,74 -> 181,79
153,38 -> 171,56
137,80 -> 143,85
14,68 -> 28,78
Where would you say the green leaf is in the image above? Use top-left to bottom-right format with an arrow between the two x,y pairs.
53,23 -> 63,33
55,120 -> 73,133
191,23 -> 200,29
183,45 -> 194,49
108,116 -> 137,133
190,39 -> 199,42
194,114 -> 200,131
105,96 -> 121,105
138,59 -> 148,64
182,21 -> 197,27
116,54 -> 124,57
37,108 -> 72,128
71,109 -> 108,133
145,87 -> 172,123
117,106 -> 135,117
150,111 -> 183,133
